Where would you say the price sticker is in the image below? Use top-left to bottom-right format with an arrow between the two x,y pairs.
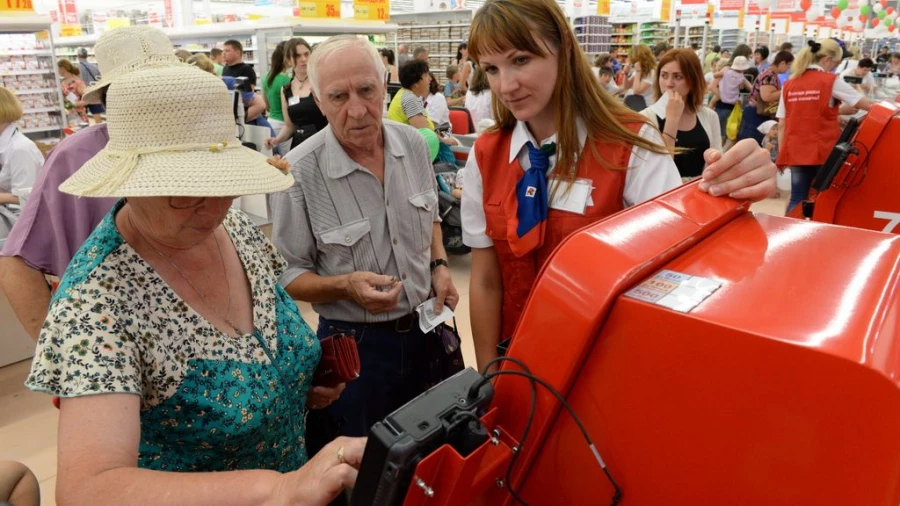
354,0 -> 389,20
0,0 -> 34,12
299,0 -> 340,18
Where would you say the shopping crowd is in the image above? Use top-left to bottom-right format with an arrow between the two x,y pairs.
0,0 -> 792,503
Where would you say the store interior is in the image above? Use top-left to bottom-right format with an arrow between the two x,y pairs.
1,0 -> 899,504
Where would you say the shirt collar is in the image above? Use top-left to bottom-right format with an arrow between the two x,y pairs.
808,64 -> 826,72
326,121 -> 407,179
508,119 -> 587,165
0,123 -> 17,153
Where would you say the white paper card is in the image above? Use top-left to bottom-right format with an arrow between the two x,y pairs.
548,178 -> 592,215
416,297 -> 455,334
288,96 -> 301,106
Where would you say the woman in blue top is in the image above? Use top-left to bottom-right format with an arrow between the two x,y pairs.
25,61 -> 361,505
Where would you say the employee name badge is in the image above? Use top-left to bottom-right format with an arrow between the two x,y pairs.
288,96 -> 301,106
548,177 -> 594,215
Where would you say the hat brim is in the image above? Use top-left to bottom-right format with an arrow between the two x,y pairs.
59,145 -> 294,198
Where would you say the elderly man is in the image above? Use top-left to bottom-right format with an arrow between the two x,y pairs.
271,35 -> 458,439
0,26 -> 182,339
413,45 -> 429,62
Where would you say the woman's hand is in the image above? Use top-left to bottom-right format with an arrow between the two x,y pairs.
665,90 -> 685,120
307,383 -> 346,410
633,62 -> 642,74
273,437 -> 367,506
699,139 -> 776,201
265,138 -> 279,150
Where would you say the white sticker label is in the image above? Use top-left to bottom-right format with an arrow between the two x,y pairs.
624,270 -> 723,313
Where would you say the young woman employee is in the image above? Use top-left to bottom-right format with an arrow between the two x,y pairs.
461,0 -> 777,371
776,39 -> 873,213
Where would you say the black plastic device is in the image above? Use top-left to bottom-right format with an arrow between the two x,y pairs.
813,117 -> 861,192
349,368 -> 495,506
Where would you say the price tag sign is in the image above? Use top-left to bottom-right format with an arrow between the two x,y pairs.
596,0 -> 609,16
106,17 -> 131,29
660,0 -> 672,22
298,0 -> 340,18
60,24 -> 82,37
0,0 -> 34,13
354,0 -> 389,20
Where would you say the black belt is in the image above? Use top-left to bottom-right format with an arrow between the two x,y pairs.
322,312 -> 419,334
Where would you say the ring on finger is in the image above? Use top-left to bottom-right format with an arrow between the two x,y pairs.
337,445 -> 345,464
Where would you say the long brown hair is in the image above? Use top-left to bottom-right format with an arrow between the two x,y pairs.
468,0 -> 667,179
654,49 -> 706,112
628,44 -> 657,76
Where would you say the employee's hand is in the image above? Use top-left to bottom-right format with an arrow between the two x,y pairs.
264,137 -> 278,150
665,90 -> 685,120
345,271 -> 403,315
699,139 -> 776,202
273,437 -> 366,506
431,265 -> 459,314
307,383 -> 346,410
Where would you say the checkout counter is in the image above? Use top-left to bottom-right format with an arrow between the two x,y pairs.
349,103 -> 900,505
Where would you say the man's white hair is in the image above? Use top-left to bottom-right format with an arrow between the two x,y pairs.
308,34 -> 385,98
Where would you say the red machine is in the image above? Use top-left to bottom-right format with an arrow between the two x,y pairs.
359,179 -> 900,505
798,101 -> 900,232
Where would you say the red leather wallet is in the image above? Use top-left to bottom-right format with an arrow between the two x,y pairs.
313,333 -> 361,387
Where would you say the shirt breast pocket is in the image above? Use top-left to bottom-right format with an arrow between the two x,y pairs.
408,190 -> 438,252
318,218 -> 371,268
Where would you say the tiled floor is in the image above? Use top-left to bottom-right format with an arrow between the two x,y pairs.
0,194 -> 787,506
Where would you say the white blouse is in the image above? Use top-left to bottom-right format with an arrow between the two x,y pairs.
461,119 -> 682,249
0,124 -> 43,195
465,89 -> 493,126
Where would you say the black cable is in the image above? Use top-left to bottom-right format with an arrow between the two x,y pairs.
472,357 -> 622,506
477,356 -> 537,506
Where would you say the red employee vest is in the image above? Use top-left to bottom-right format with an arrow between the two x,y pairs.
478,122 -> 642,340
776,69 -> 841,167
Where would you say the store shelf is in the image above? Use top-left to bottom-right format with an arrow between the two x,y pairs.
403,39 -> 464,43
0,49 -> 51,56
0,69 -> 53,76
16,88 -> 57,95
400,23 -> 469,29
23,107 -> 59,114
22,125 -> 60,134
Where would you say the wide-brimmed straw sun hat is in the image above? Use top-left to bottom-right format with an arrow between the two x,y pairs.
60,64 -> 293,198
83,26 -> 181,105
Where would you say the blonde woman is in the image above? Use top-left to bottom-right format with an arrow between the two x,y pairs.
623,44 -> 657,106
461,0 -> 777,370
0,87 -> 43,207
776,39 -> 873,212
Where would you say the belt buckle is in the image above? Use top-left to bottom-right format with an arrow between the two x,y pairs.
394,313 -> 414,333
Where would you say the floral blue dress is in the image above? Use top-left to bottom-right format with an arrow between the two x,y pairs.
26,201 -> 321,472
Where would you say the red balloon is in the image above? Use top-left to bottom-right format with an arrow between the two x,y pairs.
890,24 -> 897,31
888,7 -> 895,14
831,6 -> 842,18
882,0 -> 888,7
800,0 -> 812,11
860,14 -> 868,22
873,17 -> 881,27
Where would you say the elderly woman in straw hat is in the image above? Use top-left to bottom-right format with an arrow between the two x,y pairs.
24,63 -> 362,504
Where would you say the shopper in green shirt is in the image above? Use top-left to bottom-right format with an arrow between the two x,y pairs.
704,44 -> 721,73
210,47 -> 225,76
262,42 -> 292,154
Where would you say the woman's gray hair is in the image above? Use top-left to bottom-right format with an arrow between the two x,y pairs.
308,35 -> 385,98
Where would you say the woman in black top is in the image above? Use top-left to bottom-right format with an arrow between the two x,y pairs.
266,38 -> 328,151
640,49 -> 723,179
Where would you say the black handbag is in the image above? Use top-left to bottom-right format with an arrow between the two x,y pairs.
421,317 -> 465,389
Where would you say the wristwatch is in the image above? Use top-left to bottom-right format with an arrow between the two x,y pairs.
430,259 -> 449,272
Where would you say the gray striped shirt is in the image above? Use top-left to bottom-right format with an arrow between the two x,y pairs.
271,120 -> 440,323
